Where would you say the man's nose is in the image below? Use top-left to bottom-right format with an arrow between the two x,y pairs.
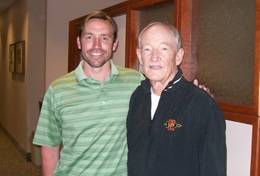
93,38 -> 102,48
151,50 -> 160,61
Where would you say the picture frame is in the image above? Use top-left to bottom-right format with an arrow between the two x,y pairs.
9,43 -> 16,72
15,40 -> 25,74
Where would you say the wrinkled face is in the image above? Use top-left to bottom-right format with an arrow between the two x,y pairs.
137,25 -> 183,84
77,18 -> 118,68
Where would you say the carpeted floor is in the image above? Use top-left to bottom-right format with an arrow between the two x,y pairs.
0,127 -> 41,176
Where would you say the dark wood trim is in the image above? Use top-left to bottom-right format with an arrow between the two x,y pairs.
68,20 -> 80,72
125,9 -> 139,68
102,1 -> 128,16
174,0 -> 182,30
254,0 -> 260,117
219,101 -> 258,116
224,111 -> 258,125
252,117 -> 260,176
129,0 -> 173,9
254,1 -> 260,174
179,0 -> 193,81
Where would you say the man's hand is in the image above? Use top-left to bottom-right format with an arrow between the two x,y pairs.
193,79 -> 214,98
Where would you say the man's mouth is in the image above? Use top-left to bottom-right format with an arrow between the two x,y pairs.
150,65 -> 162,70
89,49 -> 105,56
91,52 -> 103,56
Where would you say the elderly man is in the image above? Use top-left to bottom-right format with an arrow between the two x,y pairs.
127,22 -> 227,176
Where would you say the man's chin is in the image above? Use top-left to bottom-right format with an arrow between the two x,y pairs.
85,59 -> 110,68
147,76 -> 161,82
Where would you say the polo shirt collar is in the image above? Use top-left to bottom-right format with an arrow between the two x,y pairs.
74,60 -> 119,84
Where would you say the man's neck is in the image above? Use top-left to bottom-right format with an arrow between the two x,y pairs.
150,72 -> 176,96
83,61 -> 111,82
151,82 -> 167,96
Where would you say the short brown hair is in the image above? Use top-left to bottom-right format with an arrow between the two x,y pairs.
78,11 -> 118,42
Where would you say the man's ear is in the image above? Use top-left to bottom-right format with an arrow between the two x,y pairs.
136,48 -> 143,65
112,39 -> 119,51
77,36 -> 81,50
175,48 -> 184,66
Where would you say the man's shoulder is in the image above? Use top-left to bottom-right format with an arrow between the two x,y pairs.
117,66 -> 142,75
117,66 -> 144,80
50,71 -> 77,89
182,80 -> 217,109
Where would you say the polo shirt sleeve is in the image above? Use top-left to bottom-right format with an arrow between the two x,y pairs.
200,103 -> 227,176
33,86 -> 62,147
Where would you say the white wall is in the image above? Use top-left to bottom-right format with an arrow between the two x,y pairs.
226,120 -> 252,176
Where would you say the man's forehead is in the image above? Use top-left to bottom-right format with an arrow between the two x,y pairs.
144,25 -> 172,36
141,27 -> 175,45
82,20 -> 113,34
84,19 -> 111,29
83,31 -> 112,35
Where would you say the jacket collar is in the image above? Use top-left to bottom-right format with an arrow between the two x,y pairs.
141,69 -> 183,94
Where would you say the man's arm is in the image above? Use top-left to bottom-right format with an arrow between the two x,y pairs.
200,104 -> 227,176
41,145 -> 60,176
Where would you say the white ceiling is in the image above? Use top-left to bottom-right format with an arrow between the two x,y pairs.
0,0 -> 17,14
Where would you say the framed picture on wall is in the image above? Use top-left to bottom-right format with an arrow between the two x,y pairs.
9,43 -> 16,72
15,40 -> 25,74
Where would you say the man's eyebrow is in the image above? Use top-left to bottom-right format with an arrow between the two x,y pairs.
82,32 -> 112,37
100,34 -> 113,37
81,32 -> 93,36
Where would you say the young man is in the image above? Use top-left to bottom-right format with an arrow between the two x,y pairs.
33,11 -> 143,175
127,22 -> 227,176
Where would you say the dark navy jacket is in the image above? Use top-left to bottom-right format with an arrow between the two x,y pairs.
127,71 -> 226,176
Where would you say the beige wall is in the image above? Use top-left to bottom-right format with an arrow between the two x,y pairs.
0,0 -> 29,152
112,15 -> 126,67
0,0 -> 46,153
26,0 -> 46,148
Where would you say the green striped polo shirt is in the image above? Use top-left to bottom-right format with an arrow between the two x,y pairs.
33,60 -> 143,176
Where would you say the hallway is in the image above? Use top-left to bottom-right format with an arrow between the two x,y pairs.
0,127 -> 41,176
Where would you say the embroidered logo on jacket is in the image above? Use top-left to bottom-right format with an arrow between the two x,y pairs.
164,119 -> 182,131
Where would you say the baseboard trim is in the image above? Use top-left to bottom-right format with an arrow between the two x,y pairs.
0,124 -> 32,161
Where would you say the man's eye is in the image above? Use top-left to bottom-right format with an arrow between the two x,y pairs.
102,37 -> 109,41
162,47 -> 168,51
85,35 -> 92,40
143,48 -> 151,52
